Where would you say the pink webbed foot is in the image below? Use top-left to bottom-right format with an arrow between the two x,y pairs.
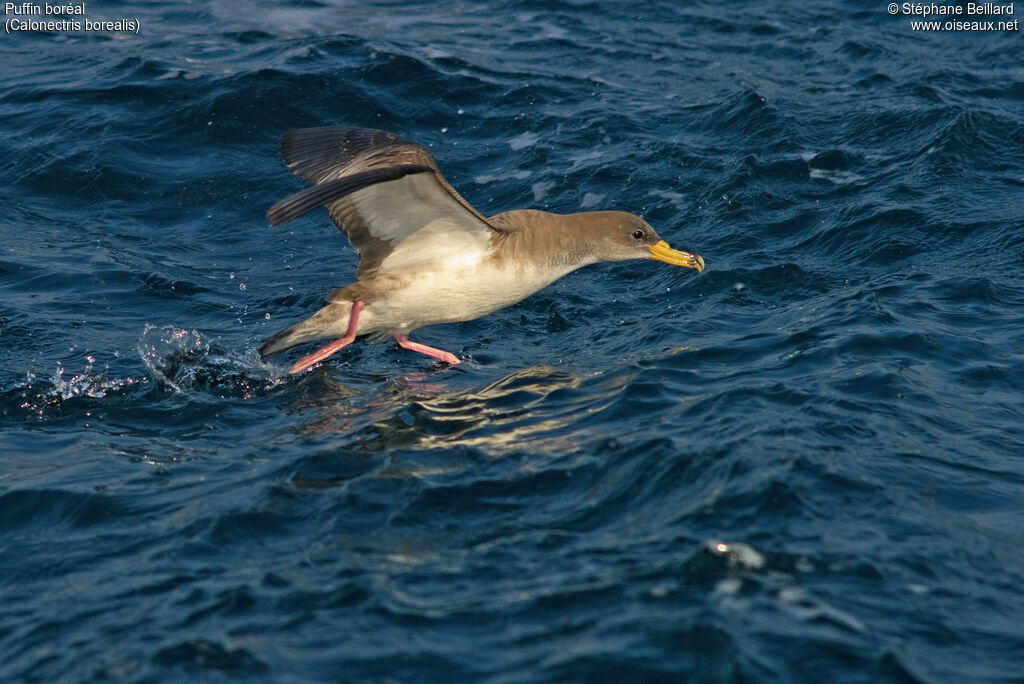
394,334 -> 461,366
289,300 -> 365,374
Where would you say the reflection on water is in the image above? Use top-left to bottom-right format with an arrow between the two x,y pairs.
284,365 -> 634,489
396,365 -> 594,451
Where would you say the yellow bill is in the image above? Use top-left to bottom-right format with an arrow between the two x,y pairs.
649,240 -> 704,272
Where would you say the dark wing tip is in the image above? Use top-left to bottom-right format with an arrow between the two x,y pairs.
266,164 -> 433,226
279,126 -> 415,183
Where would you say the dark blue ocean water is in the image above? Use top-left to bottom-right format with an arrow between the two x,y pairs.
2,0 -> 1023,681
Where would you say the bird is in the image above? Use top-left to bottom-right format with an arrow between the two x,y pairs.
260,126 -> 704,373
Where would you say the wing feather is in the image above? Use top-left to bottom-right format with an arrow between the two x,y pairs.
267,126 -> 502,279
266,164 -> 432,227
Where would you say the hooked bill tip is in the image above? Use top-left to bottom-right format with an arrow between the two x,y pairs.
649,240 -> 704,272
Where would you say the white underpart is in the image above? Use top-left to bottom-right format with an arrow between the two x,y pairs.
355,259 -> 586,336
379,218 -> 487,274
348,173 -> 492,276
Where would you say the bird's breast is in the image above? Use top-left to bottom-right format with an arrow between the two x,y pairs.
357,259 -> 574,334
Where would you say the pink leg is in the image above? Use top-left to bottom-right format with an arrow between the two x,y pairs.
289,300 -> 365,374
394,334 -> 460,365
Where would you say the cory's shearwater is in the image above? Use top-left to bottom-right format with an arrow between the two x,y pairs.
260,126 -> 704,373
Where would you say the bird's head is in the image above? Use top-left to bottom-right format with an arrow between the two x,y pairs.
592,212 -> 704,272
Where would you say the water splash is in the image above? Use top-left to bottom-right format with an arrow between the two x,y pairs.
49,358 -> 145,401
3,359 -> 146,421
137,325 -> 207,393
2,328 -> 287,422
136,324 -> 287,398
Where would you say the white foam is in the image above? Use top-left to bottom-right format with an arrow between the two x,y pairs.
474,169 -> 532,185
508,131 -> 542,151
809,168 -> 863,185
532,180 -> 555,202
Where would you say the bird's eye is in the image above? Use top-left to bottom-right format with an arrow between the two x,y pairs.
632,230 -> 645,240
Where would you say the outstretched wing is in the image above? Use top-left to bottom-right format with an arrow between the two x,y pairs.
266,126 -> 503,280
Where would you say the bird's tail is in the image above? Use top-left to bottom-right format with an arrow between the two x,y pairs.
258,302 -> 350,358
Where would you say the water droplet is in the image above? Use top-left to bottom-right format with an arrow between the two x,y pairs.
239,283 -> 246,290
264,313 -> 271,319
229,273 -> 235,279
